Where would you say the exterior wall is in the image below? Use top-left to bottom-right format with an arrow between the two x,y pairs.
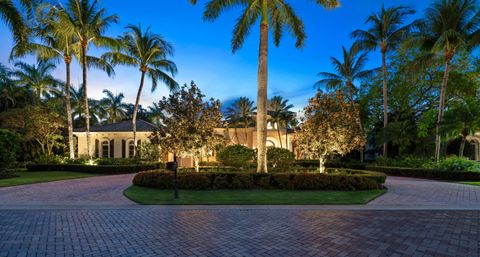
73,131 -> 153,158
215,127 -> 295,150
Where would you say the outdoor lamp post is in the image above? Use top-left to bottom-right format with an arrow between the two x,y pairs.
166,156 -> 179,199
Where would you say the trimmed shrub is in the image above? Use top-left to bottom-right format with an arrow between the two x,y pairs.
199,161 -> 221,166
217,144 -> 255,168
26,163 -> 163,174
422,156 -> 480,172
0,129 -> 22,171
132,169 -> 386,191
267,147 -> 295,171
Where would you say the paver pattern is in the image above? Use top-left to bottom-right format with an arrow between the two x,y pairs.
370,176 -> 480,208
0,174 -> 136,206
0,209 -> 479,257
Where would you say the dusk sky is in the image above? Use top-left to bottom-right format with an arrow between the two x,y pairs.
0,0 -> 431,112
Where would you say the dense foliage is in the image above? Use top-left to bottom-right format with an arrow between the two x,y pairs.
267,147 -> 295,171
217,144 -> 255,168
0,129 -> 21,175
133,169 -> 386,191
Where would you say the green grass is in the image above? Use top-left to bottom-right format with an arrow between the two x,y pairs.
0,171 -> 99,187
462,182 -> 480,186
124,186 -> 385,205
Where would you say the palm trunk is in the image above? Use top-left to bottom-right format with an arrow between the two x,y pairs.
381,49 -> 388,157
256,6 -> 269,173
133,70 -> 147,157
435,60 -> 450,161
234,126 -> 240,144
459,136 -> 466,158
82,44 -> 92,159
244,124 -> 249,146
65,58 -> 74,159
285,126 -> 288,151
277,123 -> 282,148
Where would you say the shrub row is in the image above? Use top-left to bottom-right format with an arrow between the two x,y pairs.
367,166 -> 480,181
26,163 -> 163,174
133,169 -> 386,191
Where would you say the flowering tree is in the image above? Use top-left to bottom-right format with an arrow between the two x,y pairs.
155,81 -> 225,172
296,91 -> 365,173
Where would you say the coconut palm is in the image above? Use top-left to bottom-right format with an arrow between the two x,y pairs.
71,85 -> 104,127
225,97 -> 256,144
11,61 -> 61,99
415,0 -> 480,161
103,24 -> 177,156
146,102 -> 164,126
269,96 -> 293,148
198,0 -> 339,173
0,0 -> 35,45
57,0 -> 118,159
316,45 -> 375,101
352,5 -> 417,157
100,89 -> 128,123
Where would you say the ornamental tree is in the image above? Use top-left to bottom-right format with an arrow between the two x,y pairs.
154,81 -> 225,172
296,91 -> 365,173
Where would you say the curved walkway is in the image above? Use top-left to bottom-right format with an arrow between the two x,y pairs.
369,176 -> 480,209
0,174 -> 136,207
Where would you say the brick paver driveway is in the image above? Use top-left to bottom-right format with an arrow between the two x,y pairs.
0,174 -> 136,207
1,175 -> 480,256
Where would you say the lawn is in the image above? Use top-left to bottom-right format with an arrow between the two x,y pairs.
462,182 -> 480,187
0,171 -> 99,187
124,186 -> 385,205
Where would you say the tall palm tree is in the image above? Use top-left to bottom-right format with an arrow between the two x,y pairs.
269,96 -> 293,148
225,97 -> 256,144
352,5 -> 416,157
198,0 -> 339,173
416,0 -> 480,161
11,60 -> 61,99
71,84 -> 104,127
316,45 -> 374,101
103,24 -> 177,156
58,0 -> 118,159
100,89 -> 128,123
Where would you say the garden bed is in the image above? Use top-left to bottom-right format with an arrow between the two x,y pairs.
133,169 -> 386,191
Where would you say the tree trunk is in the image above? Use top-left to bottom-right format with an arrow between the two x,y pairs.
381,49 -> 388,157
234,126 -> 239,144
277,123 -> 282,148
285,126 -> 288,151
435,61 -> 450,161
244,124 -> 249,146
194,157 -> 199,173
256,4 -> 269,173
318,155 -> 326,174
82,44 -> 92,159
133,70 -> 147,157
459,136 -> 466,158
65,58 -> 75,159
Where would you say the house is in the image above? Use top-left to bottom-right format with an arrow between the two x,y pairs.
468,132 -> 480,161
73,119 -> 297,166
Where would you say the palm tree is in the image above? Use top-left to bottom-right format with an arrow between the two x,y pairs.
316,45 -> 374,101
198,0 -> 339,173
0,0 -> 35,45
100,89 -> 128,123
416,0 -> 480,161
146,102 -> 164,126
352,5 -> 417,157
58,0 -> 118,159
269,96 -> 293,148
225,97 -> 256,144
103,24 -> 178,156
11,61 -> 61,99
71,85 -> 104,127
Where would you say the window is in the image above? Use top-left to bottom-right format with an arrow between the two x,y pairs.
266,140 -> 276,148
128,141 -> 135,158
101,141 -> 109,158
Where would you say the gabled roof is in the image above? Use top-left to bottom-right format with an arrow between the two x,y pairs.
74,120 -> 159,133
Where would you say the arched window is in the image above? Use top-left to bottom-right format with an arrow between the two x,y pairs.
266,140 -> 276,148
128,141 -> 135,158
101,141 -> 109,158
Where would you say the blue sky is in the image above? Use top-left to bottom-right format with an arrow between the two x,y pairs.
0,0 -> 432,112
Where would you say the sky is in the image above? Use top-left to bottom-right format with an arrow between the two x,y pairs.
0,0 -> 433,112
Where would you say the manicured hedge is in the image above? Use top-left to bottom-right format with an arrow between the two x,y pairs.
133,169 -> 386,191
367,166 -> 480,182
26,163 -> 163,174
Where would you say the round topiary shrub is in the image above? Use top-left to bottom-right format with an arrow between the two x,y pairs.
217,144 -> 255,168
267,147 -> 295,171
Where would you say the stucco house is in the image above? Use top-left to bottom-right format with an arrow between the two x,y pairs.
73,119 -> 297,166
